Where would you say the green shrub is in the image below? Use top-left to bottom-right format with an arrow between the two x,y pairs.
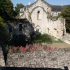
18,17 -> 19,19
0,23 -> 11,45
29,34 -> 52,44
0,17 -> 3,22
7,20 -> 11,23
56,13 -> 61,20
0,23 -> 5,30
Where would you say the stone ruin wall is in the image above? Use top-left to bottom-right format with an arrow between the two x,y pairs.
47,17 -> 66,40
0,47 -> 5,67
19,0 -> 66,40
23,6 -> 66,40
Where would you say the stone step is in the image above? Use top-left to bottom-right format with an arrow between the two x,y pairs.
0,46 -> 5,67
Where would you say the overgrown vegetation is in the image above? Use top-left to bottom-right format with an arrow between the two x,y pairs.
0,16 -> 11,45
47,14 -> 53,18
15,3 -> 24,15
0,0 -> 15,19
56,13 -> 61,20
28,34 -> 53,45
6,43 -> 57,54
61,5 -> 70,32
0,0 -> 24,21
13,33 -> 64,47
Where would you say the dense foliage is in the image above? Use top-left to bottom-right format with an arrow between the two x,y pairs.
0,17 -> 3,22
0,0 -> 25,22
3,0 -> 14,17
0,17 -> 11,44
29,34 -> 53,45
0,0 -> 13,19
15,3 -> 24,15
61,5 -> 70,32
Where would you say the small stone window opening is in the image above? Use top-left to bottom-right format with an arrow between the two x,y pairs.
37,11 -> 41,20
19,24 -> 22,31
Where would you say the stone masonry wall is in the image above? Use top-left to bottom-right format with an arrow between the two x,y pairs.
19,0 -> 66,40
0,46 -> 70,70
0,47 -> 5,67
5,47 -> 70,70
47,17 -> 66,40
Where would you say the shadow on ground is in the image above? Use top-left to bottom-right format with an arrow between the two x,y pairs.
0,66 -> 69,70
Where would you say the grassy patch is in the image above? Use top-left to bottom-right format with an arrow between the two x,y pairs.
29,34 -> 53,44
52,39 -> 64,43
48,35 -> 64,43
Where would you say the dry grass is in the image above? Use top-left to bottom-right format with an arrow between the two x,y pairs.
42,42 -> 70,49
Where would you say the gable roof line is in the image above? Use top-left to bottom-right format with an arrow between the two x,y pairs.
26,0 -> 51,8
21,0 -> 69,12
41,0 -> 51,7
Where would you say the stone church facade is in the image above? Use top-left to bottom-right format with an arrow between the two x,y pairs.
19,0 -> 68,39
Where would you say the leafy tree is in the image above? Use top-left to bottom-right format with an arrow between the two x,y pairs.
0,0 -> 17,19
61,5 -> 70,32
0,0 -> 6,18
15,3 -> 24,15
12,10 -> 17,17
3,0 -> 14,18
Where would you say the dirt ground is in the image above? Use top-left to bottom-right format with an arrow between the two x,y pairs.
42,42 -> 70,49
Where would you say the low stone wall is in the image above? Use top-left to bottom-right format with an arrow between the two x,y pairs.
0,46 -> 70,70
5,48 -> 70,70
0,47 -> 5,67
